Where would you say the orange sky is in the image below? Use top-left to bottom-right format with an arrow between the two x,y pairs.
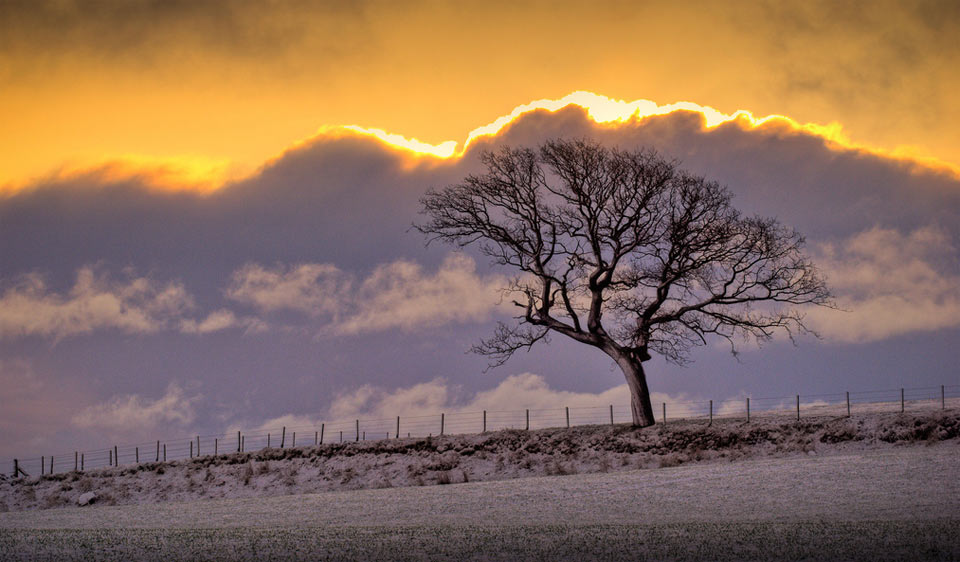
2,1 -> 958,191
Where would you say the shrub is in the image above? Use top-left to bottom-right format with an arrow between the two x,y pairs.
42,493 -> 67,510
658,453 -> 683,468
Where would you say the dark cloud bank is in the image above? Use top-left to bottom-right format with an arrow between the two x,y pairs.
2,108 -> 959,457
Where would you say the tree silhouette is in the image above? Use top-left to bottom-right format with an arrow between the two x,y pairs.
418,139 -> 832,426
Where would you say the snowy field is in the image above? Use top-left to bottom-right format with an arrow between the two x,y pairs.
1,408 -> 958,560
0,443 -> 958,560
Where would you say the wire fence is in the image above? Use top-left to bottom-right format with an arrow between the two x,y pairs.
6,383 -> 958,479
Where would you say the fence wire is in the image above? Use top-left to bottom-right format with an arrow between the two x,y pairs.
5,383 -> 958,479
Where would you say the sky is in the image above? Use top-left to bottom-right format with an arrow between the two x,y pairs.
1,0 -> 959,461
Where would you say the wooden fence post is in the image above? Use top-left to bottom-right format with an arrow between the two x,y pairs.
396,417 -> 400,439
355,420 -> 359,442
50,456 -> 53,474
13,459 -> 18,478
292,432 -> 295,447
320,424 -> 325,445
746,398 -> 750,423
135,447 -> 139,464
114,445 -> 118,466
314,431 -> 318,446
163,444 -> 166,462
215,439 -> 218,456
267,433 -> 271,448
190,441 -> 193,458
846,392 -> 850,417
238,431 -> 241,452
441,413 -> 445,435
156,441 -> 160,462
281,427 -> 286,448
483,410 -> 487,433
340,431 -> 343,443
610,405 -> 614,425
662,403 -> 666,425
196,436 -> 200,456
796,395 -> 800,421
41,456 -> 45,475
74,452 -> 78,472
526,409 -> 530,430
81,454 -> 85,471
709,400 -> 713,425
565,407 -> 570,428
240,437 -> 244,452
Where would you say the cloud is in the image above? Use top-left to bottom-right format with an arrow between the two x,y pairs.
807,226 -> 960,342
0,266 -> 260,340
179,309 -> 267,335
228,253 -> 507,335
72,382 -> 202,431
337,253 -> 508,334
3,91 -> 960,458
0,267 -> 194,340
237,373 -> 697,438
325,373 -> 687,421
0,1 -> 368,68
328,379 -> 452,420
226,263 -> 349,317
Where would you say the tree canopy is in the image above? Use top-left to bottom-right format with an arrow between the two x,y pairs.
418,138 -> 831,425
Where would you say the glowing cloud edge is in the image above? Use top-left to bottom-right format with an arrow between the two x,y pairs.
333,91 -> 960,179
3,91 -> 957,197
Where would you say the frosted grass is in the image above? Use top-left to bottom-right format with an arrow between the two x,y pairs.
1,444 -> 958,560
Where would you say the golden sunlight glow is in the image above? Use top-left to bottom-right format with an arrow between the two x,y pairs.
0,155 -> 237,197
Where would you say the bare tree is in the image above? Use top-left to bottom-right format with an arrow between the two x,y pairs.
417,139 -> 831,427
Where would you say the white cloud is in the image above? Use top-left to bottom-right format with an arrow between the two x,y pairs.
0,267 -> 194,340
807,226 -> 960,342
324,373 -> 688,421
230,374 -> 697,438
0,266 -> 265,340
72,382 -> 202,431
225,263 -> 348,317
227,253 -> 507,335
337,253 -> 507,334
179,308 -> 267,335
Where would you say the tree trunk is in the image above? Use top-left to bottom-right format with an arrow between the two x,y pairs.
609,349 -> 656,427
